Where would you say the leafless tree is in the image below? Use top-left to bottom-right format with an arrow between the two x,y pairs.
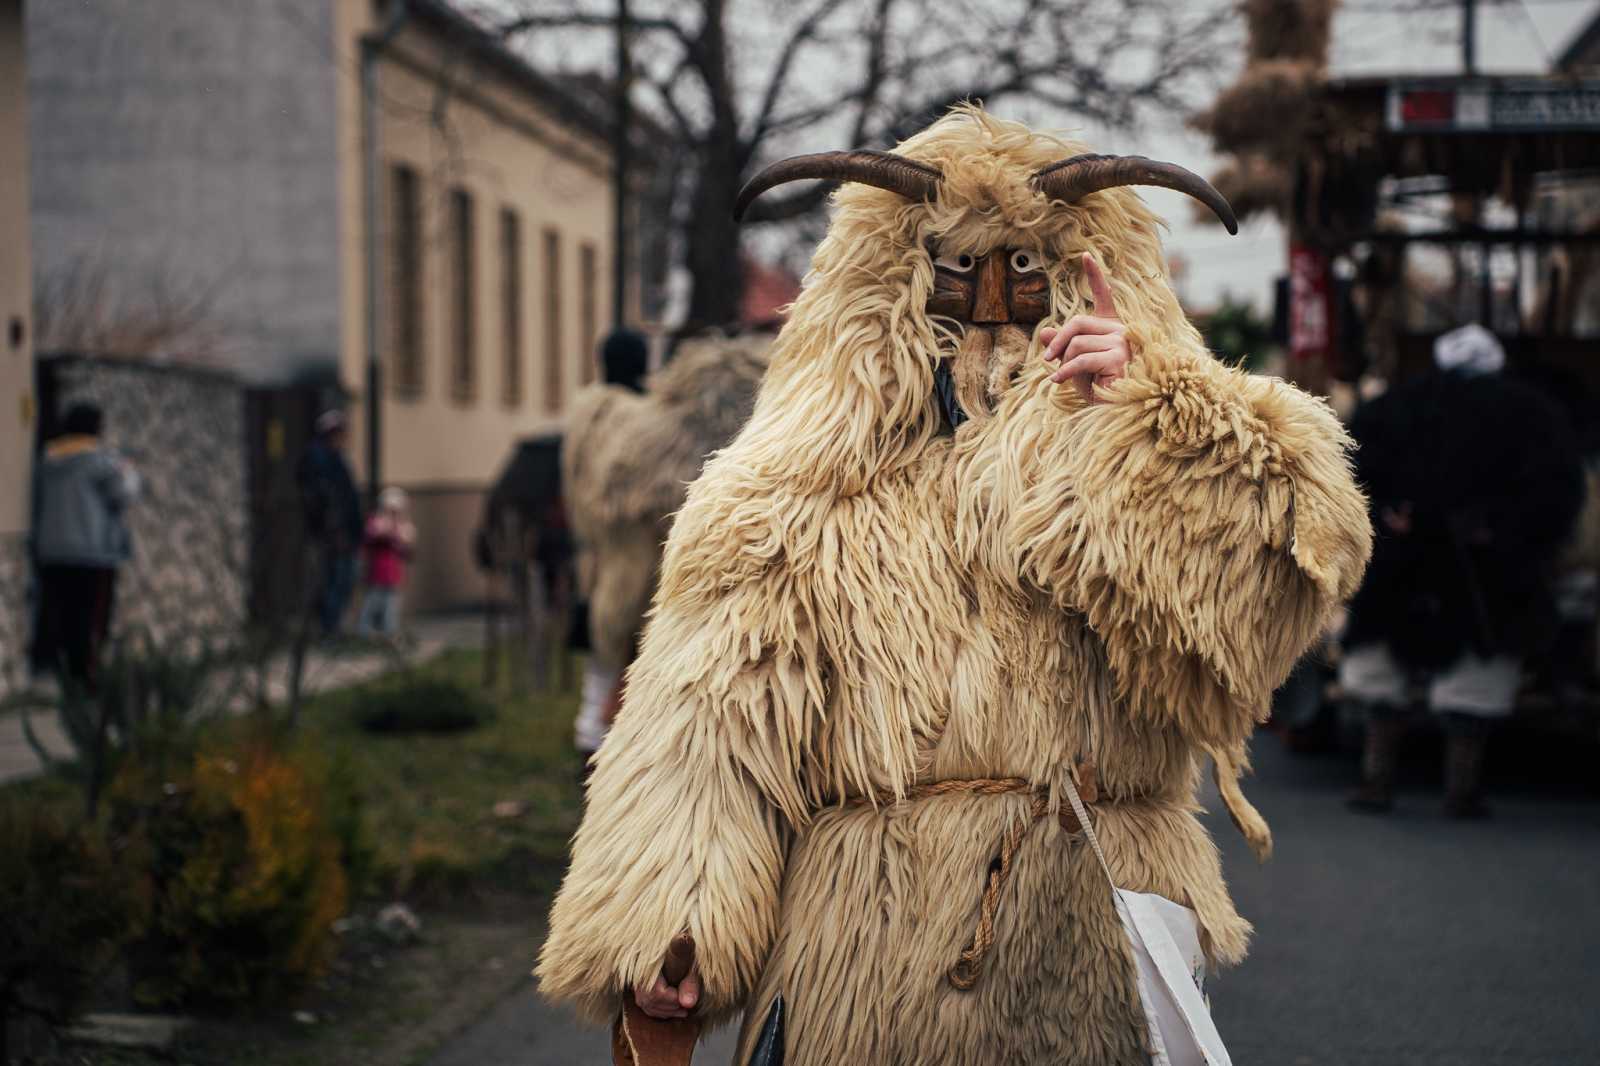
33,256 -> 235,365
472,0 -> 1236,333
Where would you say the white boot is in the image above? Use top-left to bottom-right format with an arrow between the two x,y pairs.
574,662 -> 620,756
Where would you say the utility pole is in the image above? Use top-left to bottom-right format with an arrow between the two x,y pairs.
612,0 -> 631,329
1462,0 -> 1476,75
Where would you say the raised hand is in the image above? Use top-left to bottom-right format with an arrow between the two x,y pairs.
1040,253 -> 1131,403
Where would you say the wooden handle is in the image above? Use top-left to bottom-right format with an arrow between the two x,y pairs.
662,934 -> 696,986
612,935 -> 701,1066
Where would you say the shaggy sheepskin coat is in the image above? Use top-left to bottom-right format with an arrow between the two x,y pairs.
538,109 -> 1372,1065
563,336 -> 771,671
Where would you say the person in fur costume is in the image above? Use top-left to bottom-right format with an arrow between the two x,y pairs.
1341,325 -> 1583,818
565,331 -> 771,758
537,108 -> 1372,1065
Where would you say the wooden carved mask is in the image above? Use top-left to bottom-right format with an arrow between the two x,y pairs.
927,247 -> 1051,328
731,148 -> 1237,425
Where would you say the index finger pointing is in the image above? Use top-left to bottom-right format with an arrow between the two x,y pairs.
1083,252 -> 1118,320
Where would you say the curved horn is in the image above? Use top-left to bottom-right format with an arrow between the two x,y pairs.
1033,153 -> 1238,235
733,150 -> 942,221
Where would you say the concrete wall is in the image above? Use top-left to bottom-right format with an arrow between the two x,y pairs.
45,357 -> 249,648
26,0 -> 344,382
1,0 -> 34,695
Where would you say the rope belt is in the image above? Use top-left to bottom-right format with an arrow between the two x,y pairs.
842,765 -> 1100,991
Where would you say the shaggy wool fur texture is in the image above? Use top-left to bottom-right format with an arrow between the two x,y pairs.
563,335 -> 771,669
538,108 -> 1371,1065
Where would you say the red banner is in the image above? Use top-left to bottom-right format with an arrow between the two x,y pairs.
1288,244 -> 1331,363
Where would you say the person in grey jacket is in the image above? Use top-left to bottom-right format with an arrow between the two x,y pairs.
32,403 -> 140,689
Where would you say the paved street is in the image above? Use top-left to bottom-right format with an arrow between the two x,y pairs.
1209,730 -> 1600,1065
432,728 -> 1600,1065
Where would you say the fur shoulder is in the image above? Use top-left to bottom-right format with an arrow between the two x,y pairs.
563,337 -> 772,538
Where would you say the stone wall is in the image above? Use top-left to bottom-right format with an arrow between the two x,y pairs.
0,532 -> 26,696
45,355 -> 248,647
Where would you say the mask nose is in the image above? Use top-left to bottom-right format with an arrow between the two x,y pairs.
970,253 -> 1010,324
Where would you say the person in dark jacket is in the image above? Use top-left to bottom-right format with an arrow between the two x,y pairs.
32,403 -> 140,689
1341,326 -> 1584,818
297,410 -> 363,636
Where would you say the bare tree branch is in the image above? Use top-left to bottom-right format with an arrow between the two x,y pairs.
496,10 -> 695,49
641,54 -> 702,143
746,0 -> 856,148
490,0 -> 1237,326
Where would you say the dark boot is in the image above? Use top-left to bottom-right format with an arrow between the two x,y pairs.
1442,713 -> 1492,820
1347,707 -> 1403,813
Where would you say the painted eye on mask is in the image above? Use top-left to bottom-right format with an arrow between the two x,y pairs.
1009,249 -> 1043,273
934,251 -> 977,273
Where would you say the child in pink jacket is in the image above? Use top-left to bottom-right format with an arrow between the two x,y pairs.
358,487 -> 415,636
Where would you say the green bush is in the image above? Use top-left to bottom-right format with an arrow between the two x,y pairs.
109,738 -> 349,1007
303,743 -> 376,898
0,803 -> 142,1030
349,675 -> 496,735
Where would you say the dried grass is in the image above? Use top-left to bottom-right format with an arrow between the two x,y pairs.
1244,0 -> 1337,64
1192,59 -> 1321,157
33,256 -> 232,364
1203,153 -> 1293,225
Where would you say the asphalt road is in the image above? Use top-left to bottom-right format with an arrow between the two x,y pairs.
431,730 -> 1600,1065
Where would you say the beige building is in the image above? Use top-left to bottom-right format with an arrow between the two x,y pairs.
1,0 -> 34,693
338,0 -> 618,609
27,0 -> 625,615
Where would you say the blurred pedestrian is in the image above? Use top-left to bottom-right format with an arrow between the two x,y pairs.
563,331 -> 770,765
568,329 -> 650,761
358,487 -> 415,637
1341,325 -> 1584,818
296,409 -> 363,637
31,402 -> 140,691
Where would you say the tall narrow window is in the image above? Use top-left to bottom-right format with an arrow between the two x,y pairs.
543,228 -> 563,414
500,207 -> 523,407
389,164 -> 423,397
579,242 -> 598,385
449,187 -> 477,404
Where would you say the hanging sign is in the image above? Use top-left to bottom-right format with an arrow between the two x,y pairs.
1288,244 -> 1331,363
1387,79 -> 1600,133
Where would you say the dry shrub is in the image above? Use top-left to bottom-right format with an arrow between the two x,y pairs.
1243,0 -> 1336,64
1191,59 -> 1321,157
0,804 -> 141,1031
33,256 -> 232,364
110,740 -> 348,1006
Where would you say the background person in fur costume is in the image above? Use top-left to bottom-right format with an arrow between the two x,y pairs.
1341,325 -> 1584,819
564,330 -> 771,760
537,108 -> 1372,1065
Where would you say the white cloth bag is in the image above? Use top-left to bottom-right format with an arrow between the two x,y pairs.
1062,778 -> 1233,1066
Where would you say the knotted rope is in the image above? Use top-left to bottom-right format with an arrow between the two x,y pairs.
845,767 -> 1098,991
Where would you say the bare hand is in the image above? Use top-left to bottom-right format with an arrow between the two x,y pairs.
633,964 -> 701,1020
1041,253 -> 1131,403
1380,502 -> 1413,535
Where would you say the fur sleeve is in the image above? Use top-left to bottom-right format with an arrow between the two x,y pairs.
535,467 -> 816,1026
979,342 -> 1371,754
